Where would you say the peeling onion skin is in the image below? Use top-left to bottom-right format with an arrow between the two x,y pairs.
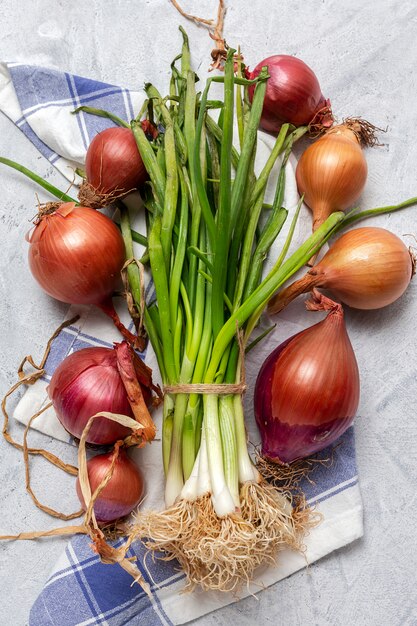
76,449 -> 144,523
255,301 -> 360,463
48,347 -> 133,445
247,55 -> 332,133
86,127 -> 147,195
27,203 -> 125,306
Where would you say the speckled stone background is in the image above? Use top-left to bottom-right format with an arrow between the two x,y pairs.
1,1 -> 417,624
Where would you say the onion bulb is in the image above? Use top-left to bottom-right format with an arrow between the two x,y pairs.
76,447 -> 144,522
28,202 -> 125,305
255,290 -> 359,463
268,227 -> 414,314
48,343 -> 152,445
26,201 -> 140,344
296,119 -> 378,231
247,55 -> 333,133
79,127 -> 147,208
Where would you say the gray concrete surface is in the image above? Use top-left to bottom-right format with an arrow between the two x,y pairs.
1,0 -> 417,624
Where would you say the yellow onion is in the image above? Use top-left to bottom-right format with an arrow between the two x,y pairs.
27,202 -> 140,345
27,202 -> 125,305
268,227 -> 414,314
296,119 -> 378,231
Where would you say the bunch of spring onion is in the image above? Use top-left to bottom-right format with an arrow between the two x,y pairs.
0,42 -> 322,586
97,29 -> 359,592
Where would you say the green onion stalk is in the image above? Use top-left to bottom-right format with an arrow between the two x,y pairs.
116,31 -> 417,591
122,32 -> 340,592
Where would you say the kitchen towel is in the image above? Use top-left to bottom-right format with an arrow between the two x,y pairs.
0,62 -> 363,626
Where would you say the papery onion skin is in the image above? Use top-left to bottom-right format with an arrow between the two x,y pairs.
76,448 -> 144,522
296,126 -> 368,231
255,296 -> 359,463
315,227 -> 413,308
247,55 -> 332,133
268,227 -> 414,314
27,202 -> 125,306
85,127 -> 147,196
48,346 -> 133,445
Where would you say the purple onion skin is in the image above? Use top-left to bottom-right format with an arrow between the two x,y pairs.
48,347 -> 133,445
254,319 -> 358,464
259,410 -> 353,463
248,55 -> 332,134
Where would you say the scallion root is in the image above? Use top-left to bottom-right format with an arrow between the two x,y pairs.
240,480 -> 318,562
256,452 -> 334,496
129,482 -> 316,593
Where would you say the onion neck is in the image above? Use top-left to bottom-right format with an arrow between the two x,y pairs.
312,202 -> 334,232
327,118 -> 381,147
267,270 -> 323,315
308,98 -> 333,134
97,297 -> 144,350
309,201 -> 336,266
305,288 -> 343,315
115,342 -> 156,444
326,125 -> 359,144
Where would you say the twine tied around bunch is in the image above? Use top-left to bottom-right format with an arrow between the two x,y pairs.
163,326 -> 247,396
163,380 -> 246,395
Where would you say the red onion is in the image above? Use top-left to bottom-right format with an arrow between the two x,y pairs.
247,55 -> 333,133
76,447 -> 144,522
48,342 -> 154,445
85,127 -> 147,197
48,346 -> 133,445
255,290 -> 359,463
